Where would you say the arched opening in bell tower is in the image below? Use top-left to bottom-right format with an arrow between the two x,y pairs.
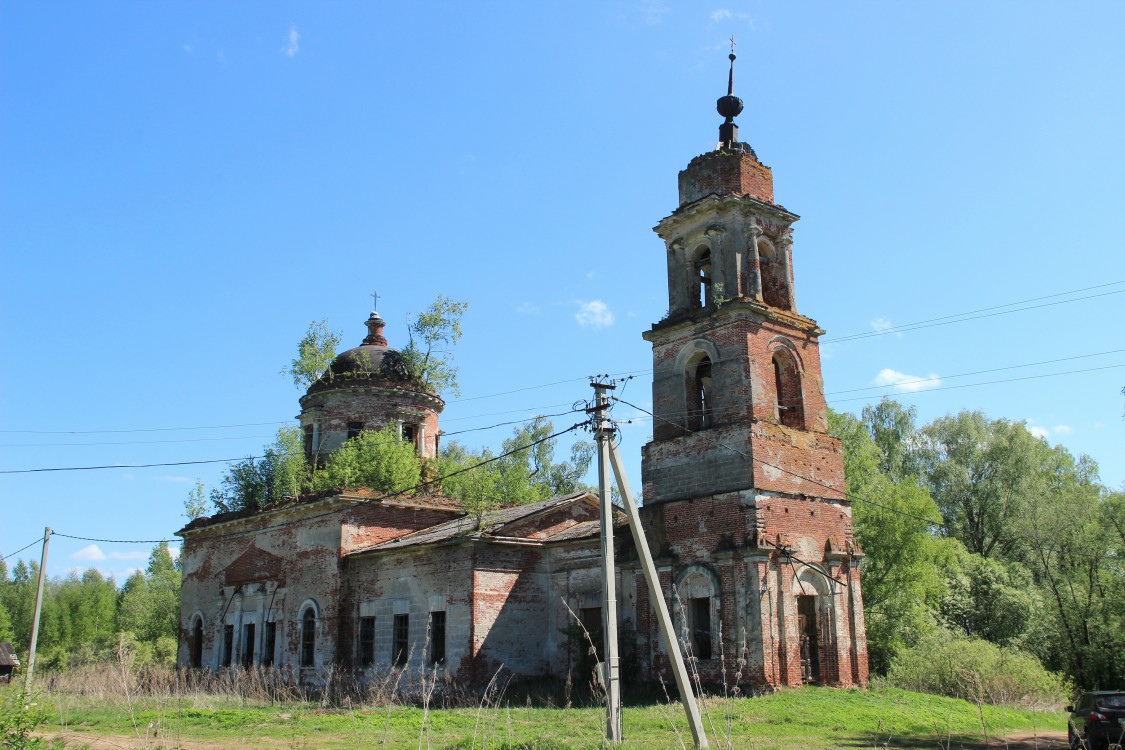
692,246 -> 713,309
758,240 -> 790,309
772,349 -> 804,429
686,354 -> 713,431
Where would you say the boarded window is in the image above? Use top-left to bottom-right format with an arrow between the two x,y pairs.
300,608 -> 316,668
393,614 -> 409,666
358,616 -> 376,666
429,611 -> 446,665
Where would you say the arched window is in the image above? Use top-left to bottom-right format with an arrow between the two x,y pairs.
300,607 -> 316,668
772,350 -> 804,428
190,616 -> 203,669
693,247 -> 712,309
686,355 -> 713,431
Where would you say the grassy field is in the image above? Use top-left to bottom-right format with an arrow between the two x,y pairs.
29,685 -> 1065,750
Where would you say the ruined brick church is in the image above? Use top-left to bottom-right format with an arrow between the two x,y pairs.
177,59 -> 869,690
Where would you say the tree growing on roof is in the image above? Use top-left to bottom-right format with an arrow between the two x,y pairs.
286,319 -> 342,390
312,425 -> 421,494
401,295 -> 469,397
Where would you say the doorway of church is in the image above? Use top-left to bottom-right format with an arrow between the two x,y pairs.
797,596 -> 820,684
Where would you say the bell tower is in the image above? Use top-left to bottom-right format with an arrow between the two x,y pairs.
634,51 -> 868,689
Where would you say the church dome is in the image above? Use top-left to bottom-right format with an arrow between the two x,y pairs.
318,312 -> 413,384
298,309 -> 443,461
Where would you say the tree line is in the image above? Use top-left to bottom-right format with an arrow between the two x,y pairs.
831,399 -> 1124,692
0,542 -> 180,669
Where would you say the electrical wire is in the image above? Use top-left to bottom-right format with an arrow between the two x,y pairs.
2,537 -> 44,562
822,282 -> 1125,344
0,421 -> 293,436
50,419 -> 591,548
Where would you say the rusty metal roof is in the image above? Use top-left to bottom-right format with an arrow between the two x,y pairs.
348,491 -> 605,554
0,642 -> 19,667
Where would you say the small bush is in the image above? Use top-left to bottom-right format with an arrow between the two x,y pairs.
886,628 -> 1068,708
0,688 -> 49,750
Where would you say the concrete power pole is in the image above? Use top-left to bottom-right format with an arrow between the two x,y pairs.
25,526 -> 51,692
591,381 -> 623,742
590,380 -> 709,749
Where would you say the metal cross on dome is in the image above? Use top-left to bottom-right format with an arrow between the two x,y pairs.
371,291 -> 380,310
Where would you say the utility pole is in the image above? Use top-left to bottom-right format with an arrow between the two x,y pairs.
25,526 -> 51,692
591,380 -> 623,743
589,379 -> 709,748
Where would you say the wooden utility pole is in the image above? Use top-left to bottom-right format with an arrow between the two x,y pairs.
25,527 -> 51,692
591,381 -> 623,742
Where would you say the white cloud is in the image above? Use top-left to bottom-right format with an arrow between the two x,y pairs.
1029,426 -> 1049,440
515,302 -> 540,315
182,44 -> 194,55
73,544 -> 107,562
108,550 -> 149,561
870,317 -> 895,333
710,9 -> 732,22
169,546 -> 181,560
283,25 -> 300,57
585,271 -> 596,279
872,368 -> 942,393
1053,424 -> 1073,435
575,300 -> 615,329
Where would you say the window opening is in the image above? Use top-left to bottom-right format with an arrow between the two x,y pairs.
429,611 -> 446,665
303,425 -> 314,457
393,614 -> 410,666
190,618 -> 203,669
577,606 -> 603,683
772,352 -> 804,429
242,623 -> 255,668
797,595 -> 820,683
686,356 -> 714,431
401,424 -> 416,447
300,608 -> 316,668
347,421 -> 364,440
688,597 -> 713,660
359,616 -> 376,666
221,625 -> 234,668
262,622 -> 276,668
694,249 -> 713,309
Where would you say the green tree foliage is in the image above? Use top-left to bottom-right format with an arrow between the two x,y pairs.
184,480 -> 208,520
915,411 -> 1046,558
210,427 -> 310,513
286,319 -> 342,390
401,295 -> 469,397
313,426 -> 421,493
829,409 -> 945,674
438,418 -> 594,524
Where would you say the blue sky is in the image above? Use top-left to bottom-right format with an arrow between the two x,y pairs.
2,2 -> 1122,580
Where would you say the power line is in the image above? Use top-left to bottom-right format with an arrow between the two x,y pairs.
50,420 -> 591,548
0,457 -> 260,475
612,396 -> 944,527
822,282 -> 1125,344
0,421 -> 292,436
2,537 -> 44,562
0,434 -> 276,449
823,349 -> 1125,396
827,363 -> 1125,405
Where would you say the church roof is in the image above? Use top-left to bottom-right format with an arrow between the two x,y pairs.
348,491 -> 610,554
